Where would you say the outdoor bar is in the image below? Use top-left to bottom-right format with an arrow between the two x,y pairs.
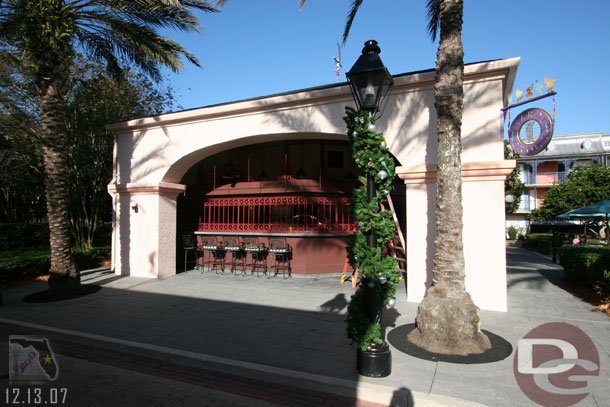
194,177 -> 356,275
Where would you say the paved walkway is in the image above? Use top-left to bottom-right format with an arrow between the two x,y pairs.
0,244 -> 609,406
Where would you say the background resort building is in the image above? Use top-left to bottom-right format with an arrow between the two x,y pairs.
507,132 -> 610,232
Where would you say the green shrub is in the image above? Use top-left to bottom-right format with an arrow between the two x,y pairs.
0,222 -> 112,251
507,225 -> 521,240
526,233 -> 553,242
521,233 -> 552,250
72,246 -> 111,271
600,270 -> 610,292
0,223 -> 49,250
92,222 -> 112,247
0,246 -> 110,284
0,248 -> 51,283
559,246 -> 610,288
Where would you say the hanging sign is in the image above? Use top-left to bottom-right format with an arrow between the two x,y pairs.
502,77 -> 557,156
508,108 -> 554,155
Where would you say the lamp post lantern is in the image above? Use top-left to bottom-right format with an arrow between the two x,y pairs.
346,40 -> 394,115
346,40 -> 394,378
505,194 -> 515,212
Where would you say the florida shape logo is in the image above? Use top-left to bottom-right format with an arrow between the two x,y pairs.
9,336 -> 59,384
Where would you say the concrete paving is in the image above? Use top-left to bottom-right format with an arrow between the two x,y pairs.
0,244 -> 609,406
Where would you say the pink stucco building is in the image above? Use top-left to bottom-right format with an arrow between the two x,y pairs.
107,57 -> 519,312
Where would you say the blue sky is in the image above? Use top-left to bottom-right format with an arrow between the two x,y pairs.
160,0 -> 609,137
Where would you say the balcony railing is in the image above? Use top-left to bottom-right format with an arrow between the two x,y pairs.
525,171 -> 567,185
199,195 -> 354,235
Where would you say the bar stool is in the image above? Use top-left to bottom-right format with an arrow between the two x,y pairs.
201,236 -> 225,273
243,237 -> 268,277
223,236 -> 246,275
268,237 -> 292,278
181,234 -> 198,272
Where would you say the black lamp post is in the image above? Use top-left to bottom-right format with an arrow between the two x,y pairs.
347,40 -> 394,249
346,40 -> 394,378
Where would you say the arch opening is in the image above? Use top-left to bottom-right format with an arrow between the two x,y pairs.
175,138 -> 404,274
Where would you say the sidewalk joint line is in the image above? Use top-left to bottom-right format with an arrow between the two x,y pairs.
428,362 -> 438,394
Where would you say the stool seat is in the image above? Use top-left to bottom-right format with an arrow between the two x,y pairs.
222,237 -> 247,275
182,234 -> 198,272
268,237 -> 291,279
243,238 -> 268,277
200,237 -> 225,273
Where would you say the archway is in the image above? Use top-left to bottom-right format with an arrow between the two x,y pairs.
172,136 -> 405,274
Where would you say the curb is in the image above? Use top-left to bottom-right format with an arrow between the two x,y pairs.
0,318 -> 486,407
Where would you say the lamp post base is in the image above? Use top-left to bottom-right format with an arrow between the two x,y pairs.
357,341 -> 391,377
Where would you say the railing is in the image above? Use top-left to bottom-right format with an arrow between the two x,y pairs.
525,171 -> 567,185
198,195 -> 354,234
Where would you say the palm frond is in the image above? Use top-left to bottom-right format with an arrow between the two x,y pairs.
342,0 -> 362,45
77,16 -> 197,81
426,0 -> 440,41
0,1 -> 26,43
79,0 -> 216,32
68,1 -> 213,81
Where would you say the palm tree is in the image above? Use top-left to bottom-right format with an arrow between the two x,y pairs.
339,0 -> 492,355
0,0 -> 216,299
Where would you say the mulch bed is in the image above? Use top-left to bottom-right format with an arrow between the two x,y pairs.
563,278 -> 610,318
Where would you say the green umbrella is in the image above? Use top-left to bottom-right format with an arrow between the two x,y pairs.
558,200 -> 610,244
557,200 -> 610,218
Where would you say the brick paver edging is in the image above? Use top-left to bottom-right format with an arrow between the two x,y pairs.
1,322 -> 388,407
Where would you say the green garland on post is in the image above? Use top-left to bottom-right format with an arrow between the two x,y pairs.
344,106 -> 401,350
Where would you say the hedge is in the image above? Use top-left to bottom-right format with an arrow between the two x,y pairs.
559,245 -> 610,290
529,223 -> 584,235
0,222 -> 112,249
0,223 -> 49,250
0,246 -> 110,284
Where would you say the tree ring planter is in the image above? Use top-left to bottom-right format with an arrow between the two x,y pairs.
356,341 -> 391,377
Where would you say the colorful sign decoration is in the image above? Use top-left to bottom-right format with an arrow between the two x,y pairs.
509,108 -> 554,155
503,77 -> 557,156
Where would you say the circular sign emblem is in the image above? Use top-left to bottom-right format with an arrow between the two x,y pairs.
509,108 -> 554,156
513,322 -> 600,407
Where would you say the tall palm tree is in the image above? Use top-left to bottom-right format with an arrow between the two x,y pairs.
0,0 -> 216,299
340,0 -> 491,354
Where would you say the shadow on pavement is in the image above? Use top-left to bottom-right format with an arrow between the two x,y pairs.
1,277 -> 415,407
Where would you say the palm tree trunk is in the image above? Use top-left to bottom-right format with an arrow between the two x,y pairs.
408,0 -> 490,355
40,83 -> 81,298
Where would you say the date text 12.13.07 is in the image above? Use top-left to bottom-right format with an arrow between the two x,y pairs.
5,387 -> 68,405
